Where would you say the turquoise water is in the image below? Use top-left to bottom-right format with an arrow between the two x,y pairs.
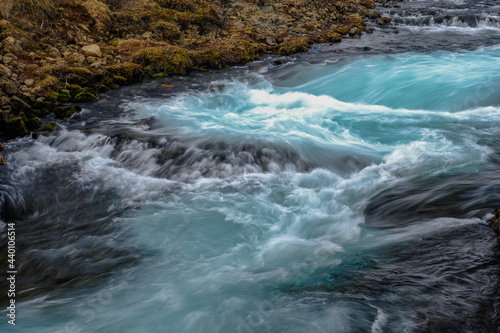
4,0 -> 500,328
1,43 -> 499,332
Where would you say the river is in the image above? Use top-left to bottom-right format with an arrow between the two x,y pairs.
1,0 -> 500,332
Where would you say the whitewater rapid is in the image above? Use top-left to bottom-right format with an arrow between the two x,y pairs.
1,1 -> 500,332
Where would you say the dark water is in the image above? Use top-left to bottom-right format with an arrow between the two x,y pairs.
1,0 -> 500,332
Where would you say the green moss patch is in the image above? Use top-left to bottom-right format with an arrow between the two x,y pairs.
57,89 -> 72,103
73,88 -> 98,103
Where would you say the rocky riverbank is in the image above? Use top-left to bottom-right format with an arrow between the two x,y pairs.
0,0 -> 398,159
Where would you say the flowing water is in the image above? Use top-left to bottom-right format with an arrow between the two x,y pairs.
1,0 -> 500,332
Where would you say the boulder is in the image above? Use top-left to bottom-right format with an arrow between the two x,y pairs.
0,80 -> 18,95
48,47 -> 62,59
32,123 -> 59,139
359,0 -> 376,9
349,27 -> 361,36
2,36 -> 22,53
10,96 -> 34,116
376,17 -> 392,26
0,64 -> 11,77
0,96 -> 9,107
368,10 -> 381,19
68,52 -> 86,66
2,53 -> 17,65
4,117 -> 28,138
81,44 -> 101,57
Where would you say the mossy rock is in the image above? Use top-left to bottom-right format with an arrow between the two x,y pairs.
32,122 -> 59,139
73,88 -> 98,103
111,75 -> 128,86
312,36 -> 327,44
131,46 -> 193,75
48,66 -> 93,80
38,67 -> 94,87
57,89 -> 72,103
190,40 -> 263,69
69,75 -> 90,87
344,14 -> 366,31
54,106 -> 82,119
97,85 -> 111,93
332,24 -> 350,35
45,91 -> 59,103
4,117 -> 28,138
149,21 -> 181,41
9,96 -> 35,117
65,67 -> 93,77
105,64 -> 143,83
359,0 -> 376,9
25,117 -> 42,131
101,77 -> 119,89
32,99 -> 56,116
37,75 -> 59,92
192,67 -> 207,72
326,33 -> 342,43
277,38 -> 310,56
67,84 -> 82,97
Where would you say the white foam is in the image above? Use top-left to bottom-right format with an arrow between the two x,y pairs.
371,308 -> 388,333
